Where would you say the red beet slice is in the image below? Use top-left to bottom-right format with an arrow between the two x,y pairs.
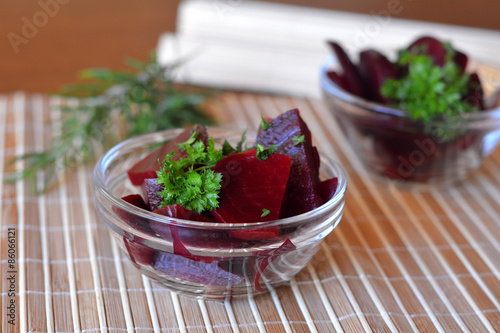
326,71 -> 352,93
152,251 -> 244,288
123,235 -> 155,266
464,72 -> 484,110
327,41 -> 366,98
127,124 -> 209,185
253,238 -> 296,291
142,178 -> 164,211
121,193 -> 149,210
407,36 -> 447,66
212,148 -> 291,224
317,178 -> 339,204
115,194 -> 155,235
453,50 -> 468,73
153,205 -> 216,224
151,205 -> 217,262
256,109 -> 323,217
358,49 -> 398,104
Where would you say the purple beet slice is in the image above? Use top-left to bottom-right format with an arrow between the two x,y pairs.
142,178 -> 164,211
327,41 -> 366,98
256,109 -> 323,217
326,71 -> 352,93
152,251 -> 244,288
213,148 -> 291,224
123,235 -> 155,266
407,36 -> 447,66
358,49 -> 398,104
464,72 -> 484,110
127,124 -> 209,185
151,205 -> 218,262
317,178 -> 339,204
252,238 -> 296,291
453,50 -> 468,73
115,194 -> 155,235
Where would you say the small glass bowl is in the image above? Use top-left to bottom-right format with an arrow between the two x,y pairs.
93,127 -> 347,299
321,56 -> 500,189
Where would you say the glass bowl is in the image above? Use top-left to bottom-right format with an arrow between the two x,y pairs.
321,56 -> 500,189
93,127 -> 347,299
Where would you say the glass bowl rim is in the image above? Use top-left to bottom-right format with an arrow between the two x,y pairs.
93,126 -> 347,231
320,55 -> 500,122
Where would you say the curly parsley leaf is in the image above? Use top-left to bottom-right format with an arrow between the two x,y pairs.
381,50 -> 476,123
292,135 -> 305,146
256,143 -> 277,161
261,115 -> 272,130
156,136 -> 225,213
222,129 -> 247,156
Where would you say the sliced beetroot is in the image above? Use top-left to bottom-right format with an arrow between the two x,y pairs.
407,36 -> 447,66
453,50 -> 468,73
464,72 -> 484,110
317,178 -> 339,204
151,205 -> 217,262
213,148 -> 291,224
311,146 -> 320,174
123,235 -> 155,266
256,109 -> 323,217
326,71 -> 352,93
152,251 -> 244,288
153,205 -> 216,224
252,238 -> 296,292
127,124 -> 209,185
142,178 -> 164,211
358,49 -> 398,104
121,194 -> 149,210
408,36 -> 469,72
327,41 -> 366,98
115,194 -> 155,235
213,149 -> 291,241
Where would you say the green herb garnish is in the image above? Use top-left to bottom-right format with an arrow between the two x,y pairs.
222,129 -> 247,155
381,49 -> 476,123
256,143 -> 277,161
156,136 -> 224,214
261,208 -> 270,217
292,135 -> 305,146
7,53 -> 214,192
261,115 -> 272,130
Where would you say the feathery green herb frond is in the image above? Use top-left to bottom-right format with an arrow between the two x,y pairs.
7,53 -> 215,192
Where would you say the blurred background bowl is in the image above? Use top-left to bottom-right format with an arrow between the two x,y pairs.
321,56 -> 500,189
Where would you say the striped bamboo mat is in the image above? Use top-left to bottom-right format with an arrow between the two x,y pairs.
1,92 -> 500,332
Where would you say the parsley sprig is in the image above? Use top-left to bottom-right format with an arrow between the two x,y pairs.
156,135 -> 224,214
156,130 -> 279,213
7,54 -> 214,192
381,49 -> 476,123
256,143 -> 277,161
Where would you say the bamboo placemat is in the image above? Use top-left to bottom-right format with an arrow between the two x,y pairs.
1,92 -> 500,332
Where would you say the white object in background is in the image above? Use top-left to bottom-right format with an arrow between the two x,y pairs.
157,0 -> 500,98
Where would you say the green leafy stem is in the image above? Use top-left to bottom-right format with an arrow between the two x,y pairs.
6,53 -> 215,192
